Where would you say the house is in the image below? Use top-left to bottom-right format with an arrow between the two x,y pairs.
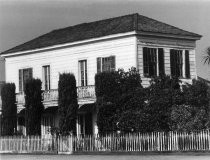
0,13 -> 202,136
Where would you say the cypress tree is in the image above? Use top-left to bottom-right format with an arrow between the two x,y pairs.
25,79 -> 43,135
1,83 -> 17,135
58,73 -> 78,135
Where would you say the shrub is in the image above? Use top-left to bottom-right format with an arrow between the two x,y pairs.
25,79 -> 43,135
95,67 -> 142,134
58,73 -> 78,135
1,83 -> 17,135
170,79 -> 210,131
145,75 -> 181,132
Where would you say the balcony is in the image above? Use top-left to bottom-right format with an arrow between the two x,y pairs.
16,85 -> 96,107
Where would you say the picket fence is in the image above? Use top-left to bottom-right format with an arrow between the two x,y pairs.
0,130 -> 210,154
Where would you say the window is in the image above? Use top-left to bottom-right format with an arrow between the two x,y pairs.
97,56 -> 115,73
143,47 -> 164,77
42,65 -> 50,90
19,68 -> 33,92
79,60 -> 87,86
170,49 -> 183,77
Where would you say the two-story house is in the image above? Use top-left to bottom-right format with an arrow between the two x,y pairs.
0,13 -> 201,136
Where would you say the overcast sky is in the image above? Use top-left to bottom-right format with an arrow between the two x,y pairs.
0,0 -> 210,80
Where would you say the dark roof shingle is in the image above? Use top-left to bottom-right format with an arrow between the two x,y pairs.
1,13 -> 201,55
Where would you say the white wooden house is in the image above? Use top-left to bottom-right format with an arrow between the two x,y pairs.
0,13 -> 202,136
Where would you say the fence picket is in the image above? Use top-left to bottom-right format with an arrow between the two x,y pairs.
1,130 -> 210,153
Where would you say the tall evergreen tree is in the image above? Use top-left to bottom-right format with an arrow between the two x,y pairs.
25,79 -> 43,135
58,73 -> 78,135
1,83 -> 17,135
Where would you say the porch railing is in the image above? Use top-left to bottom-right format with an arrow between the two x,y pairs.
16,85 -> 96,105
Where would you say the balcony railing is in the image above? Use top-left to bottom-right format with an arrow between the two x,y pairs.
16,85 -> 96,105
42,89 -> 58,102
77,85 -> 96,100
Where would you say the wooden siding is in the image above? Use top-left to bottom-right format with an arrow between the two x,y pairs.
137,36 -> 197,87
5,36 -> 137,93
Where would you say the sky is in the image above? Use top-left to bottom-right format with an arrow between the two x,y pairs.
0,0 -> 210,80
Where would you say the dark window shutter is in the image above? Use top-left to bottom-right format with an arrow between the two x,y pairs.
170,49 -> 175,76
143,47 -> 149,77
110,56 -> 115,71
19,69 -> 23,92
97,57 -> 101,73
158,48 -> 165,76
185,50 -> 190,78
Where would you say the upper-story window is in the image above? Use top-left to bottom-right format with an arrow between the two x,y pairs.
170,49 -> 191,78
170,49 -> 183,77
143,47 -> 164,77
19,68 -> 33,92
42,65 -> 50,90
79,60 -> 87,86
97,56 -> 115,73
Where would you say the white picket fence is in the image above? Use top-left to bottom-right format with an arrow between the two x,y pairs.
0,130 -> 210,154
0,135 -> 57,153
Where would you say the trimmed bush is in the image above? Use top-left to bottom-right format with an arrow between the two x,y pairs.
95,67 -> 142,134
25,79 -> 43,135
1,83 -> 17,135
58,73 -> 78,135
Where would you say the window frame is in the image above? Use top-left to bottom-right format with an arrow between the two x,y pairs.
143,47 -> 165,78
19,68 -> 33,93
97,56 -> 115,73
170,49 -> 183,78
78,60 -> 88,87
42,65 -> 51,91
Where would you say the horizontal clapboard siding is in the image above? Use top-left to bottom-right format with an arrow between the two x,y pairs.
137,38 -> 197,87
5,36 -> 137,93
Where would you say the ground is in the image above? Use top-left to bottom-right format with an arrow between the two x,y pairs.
1,155 -> 210,160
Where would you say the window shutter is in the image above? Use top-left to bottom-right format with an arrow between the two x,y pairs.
158,48 -> 165,76
97,57 -> 101,73
185,50 -> 190,78
143,47 -> 148,77
19,69 -> 23,92
170,49 -> 175,76
110,56 -> 115,71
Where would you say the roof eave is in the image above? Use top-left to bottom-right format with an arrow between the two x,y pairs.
1,31 -> 137,57
136,31 -> 202,40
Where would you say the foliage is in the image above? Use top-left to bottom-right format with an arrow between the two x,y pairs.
1,83 -> 17,135
95,71 -> 120,104
203,47 -> 210,65
171,79 -> 210,131
58,73 -> 78,135
25,79 -> 43,135
96,67 -> 142,134
97,103 -> 118,134
117,88 -> 147,133
145,75 -> 181,132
